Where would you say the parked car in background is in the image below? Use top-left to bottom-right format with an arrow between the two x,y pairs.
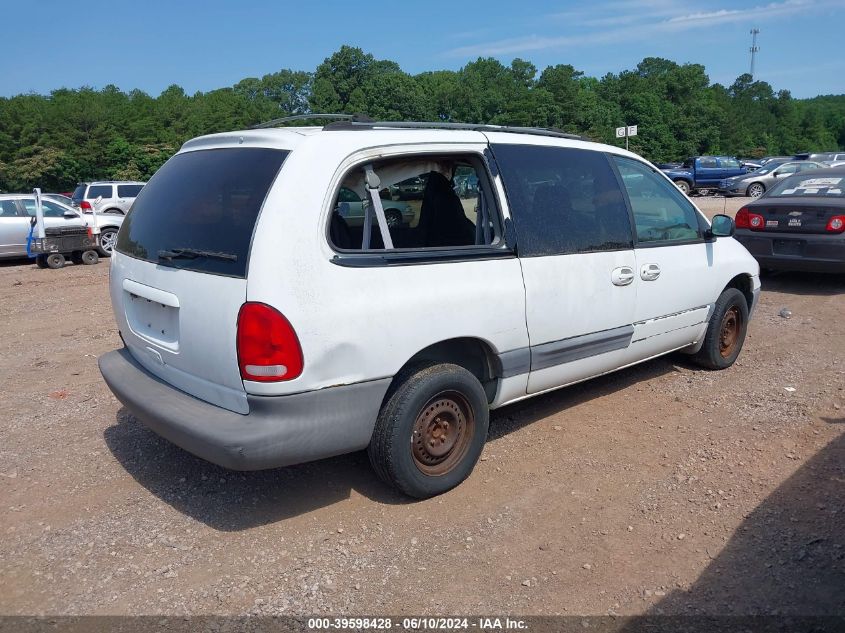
739,158 -> 762,170
793,152 -> 845,163
335,187 -> 414,227
71,181 -> 145,215
719,161 -> 829,198
663,156 -> 749,195
43,193 -> 75,206
654,162 -> 681,171
820,153 -> 845,166
733,166 -> 845,273
759,156 -> 793,166
0,194 -> 124,258
389,176 -> 427,200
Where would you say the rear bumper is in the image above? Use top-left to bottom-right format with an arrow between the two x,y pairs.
99,348 -> 391,470
736,232 -> 845,273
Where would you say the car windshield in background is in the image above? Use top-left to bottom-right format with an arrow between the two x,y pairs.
768,175 -> 845,197
115,148 -> 288,277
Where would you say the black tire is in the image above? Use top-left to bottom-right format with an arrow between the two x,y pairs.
674,179 -> 691,195
97,228 -> 118,256
368,363 -> 489,499
384,209 -> 403,228
747,182 -> 765,199
46,253 -> 65,269
35,255 -> 49,269
81,250 -> 99,265
691,288 -> 749,370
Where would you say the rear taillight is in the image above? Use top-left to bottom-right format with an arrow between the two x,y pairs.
236,302 -> 303,382
80,200 -> 92,212
735,207 -> 764,230
826,215 -> 845,233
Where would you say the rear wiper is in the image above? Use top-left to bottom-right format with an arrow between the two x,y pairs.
158,247 -> 238,262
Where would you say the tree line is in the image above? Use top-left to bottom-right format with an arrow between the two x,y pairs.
1,45 -> 843,192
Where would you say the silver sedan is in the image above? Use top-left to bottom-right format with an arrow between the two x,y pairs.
0,194 -> 124,259
720,161 -> 829,198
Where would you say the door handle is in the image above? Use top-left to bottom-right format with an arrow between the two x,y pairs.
611,266 -> 635,286
640,263 -> 661,281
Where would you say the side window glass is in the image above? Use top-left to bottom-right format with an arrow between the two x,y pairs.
117,184 -> 143,197
698,158 -> 718,168
492,144 -> 632,256
0,201 -> 19,217
329,154 -> 501,251
23,200 -> 66,218
613,156 -> 701,244
88,185 -> 113,199
720,158 -> 740,169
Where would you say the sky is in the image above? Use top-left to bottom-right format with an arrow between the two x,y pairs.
2,0 -> 844,99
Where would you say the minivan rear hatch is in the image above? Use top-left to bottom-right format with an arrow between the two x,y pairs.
111,147 -> 288,413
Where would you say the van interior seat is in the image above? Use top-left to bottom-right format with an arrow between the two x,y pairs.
418,172 -> 476,247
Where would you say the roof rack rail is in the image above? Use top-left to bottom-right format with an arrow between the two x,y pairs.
321,120 -> 584,141
251,113 -> 374,130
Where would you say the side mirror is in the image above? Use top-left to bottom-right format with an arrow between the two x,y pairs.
709,214 -> 735,238
63,210 -> 78,218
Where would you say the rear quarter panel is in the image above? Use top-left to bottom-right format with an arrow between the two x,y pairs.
244,133 -> 530,397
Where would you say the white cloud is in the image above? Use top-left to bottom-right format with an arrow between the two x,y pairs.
445,0 -> 833,58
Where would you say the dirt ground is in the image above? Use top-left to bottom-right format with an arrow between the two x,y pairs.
0,196 -> 843,617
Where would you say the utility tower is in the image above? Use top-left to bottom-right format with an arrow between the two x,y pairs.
749,28 -> 760,79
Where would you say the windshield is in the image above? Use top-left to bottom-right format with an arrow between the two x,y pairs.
749,161 -> 787,176
768,174 -> 845,198
115,148 -> 288,277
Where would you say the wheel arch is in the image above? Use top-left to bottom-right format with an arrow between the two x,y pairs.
389,337 -> 501,405
724,273 -> 754,310
746,181 -> 766,196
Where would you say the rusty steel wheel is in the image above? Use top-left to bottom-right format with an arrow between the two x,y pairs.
411,391 -> 475,476
718,305 -> 743,358
690,288 -> 749,370
368,363 -> 489,498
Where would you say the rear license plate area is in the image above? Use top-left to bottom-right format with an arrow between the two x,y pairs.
124,292 -> 180,351
773,239 -> 804,257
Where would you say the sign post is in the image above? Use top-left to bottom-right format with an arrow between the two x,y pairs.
616,124 -> 638,151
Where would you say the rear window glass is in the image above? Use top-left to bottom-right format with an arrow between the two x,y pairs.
88,185 -> 113,199
769,175 -> 845,198
115,148 -> 288,277
117,184 -> 143,198
72,184 -> 87,201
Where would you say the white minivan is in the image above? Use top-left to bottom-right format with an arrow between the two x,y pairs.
99,120 -> 760,498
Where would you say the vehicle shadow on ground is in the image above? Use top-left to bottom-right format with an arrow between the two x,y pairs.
104,354 -> 689,531
760,271 -> 845,297
0,257 -> 35,268
103,409 -> 410,531
627,432 -> 845,620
